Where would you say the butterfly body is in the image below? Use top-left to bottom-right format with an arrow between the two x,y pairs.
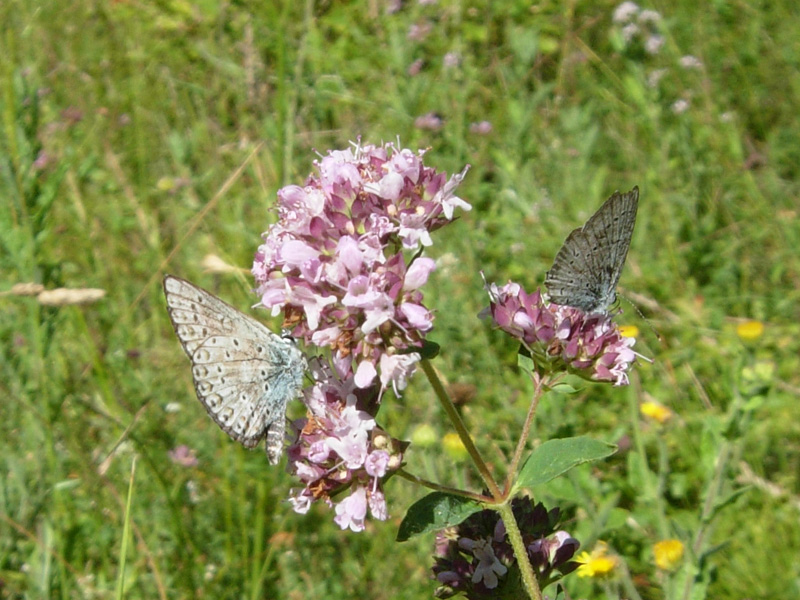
545,187 -> 639,313
163,275 -> 306,464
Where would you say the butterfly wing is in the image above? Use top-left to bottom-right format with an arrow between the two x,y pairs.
163,275 -> 306,464
545,187 -> 639,312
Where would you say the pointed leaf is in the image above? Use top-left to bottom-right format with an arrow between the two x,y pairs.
517,350 -> 534,374
517,436 -> 616,489
397,492 -> 483,542
548,383 -> 579,394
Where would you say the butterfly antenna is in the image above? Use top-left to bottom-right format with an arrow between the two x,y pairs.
620,294 -> 663,342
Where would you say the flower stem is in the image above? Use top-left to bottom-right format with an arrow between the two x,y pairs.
497,501 -> 542,600
395,469 -> 490,503
506,372 -> 547,493
420,358 -> 502,499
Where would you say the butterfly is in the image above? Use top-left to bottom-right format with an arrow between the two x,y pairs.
545,187 -> 639,313
163,275 -> 306,464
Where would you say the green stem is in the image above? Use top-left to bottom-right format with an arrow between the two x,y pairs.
396,469 -> 490,503
419,358 -> 544,599
420,358 -> 502,499
497,502 -> 542,600
506,373 -> 547,493
680,367 -> 748,600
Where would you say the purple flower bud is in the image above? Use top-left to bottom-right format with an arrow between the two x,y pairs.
432,498 -> 579,598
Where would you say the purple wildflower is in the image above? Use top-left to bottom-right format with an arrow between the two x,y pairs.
484,279 -> 637,385
408,58 -> 425,76
433,498 -> 579,599
285,360 -> 407,530
469,121 -> 493,135
168,445 -> 199,467
414,112 -> 445,131
252,141 -> 470,393
252,141 -> 469,531
33,151 -> 51,171
407,21 -> 433,42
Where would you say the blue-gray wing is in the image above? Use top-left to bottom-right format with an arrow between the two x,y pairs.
545,187 -> 639,313
163,275 -> 306,464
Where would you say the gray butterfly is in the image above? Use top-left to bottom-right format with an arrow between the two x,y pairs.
163,275 -> 306,464
545,187 -> 639,313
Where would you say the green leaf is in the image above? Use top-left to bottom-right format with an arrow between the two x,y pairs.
548,382 -> 579,394
418,339 -> 440,359
517,350 -> 534,374
396,492 -> 483,542
516,437 -> 617,489
400,339 -> 440,359
706,486 -> 751,522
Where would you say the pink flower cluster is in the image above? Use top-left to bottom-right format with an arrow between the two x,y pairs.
286,361 -> 407,532
484,280 -> 637,386
253,141 -> 471,530
253,141 -> 470,392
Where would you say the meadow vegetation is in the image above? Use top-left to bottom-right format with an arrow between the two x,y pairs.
2,0 -> 799,598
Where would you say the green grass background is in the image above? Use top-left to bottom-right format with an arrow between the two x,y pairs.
2,0 -> 800,598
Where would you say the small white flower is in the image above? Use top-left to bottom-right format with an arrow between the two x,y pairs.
186,480 -> 200,504
613,2 -> 640,24
679,55 -> 703,69
645,34 -> 665,54
621,22 -> 640,43
647,68 -> 667,88
204,563 -> 217,582
671,99 -> 690,114
443,52 -> 461,68
638,9 -> 662,24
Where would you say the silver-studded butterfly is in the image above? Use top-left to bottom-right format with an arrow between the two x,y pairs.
163,275 -> 306,464
545,187 -> 639,313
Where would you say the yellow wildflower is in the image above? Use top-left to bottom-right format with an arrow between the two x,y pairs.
618,324 -> 639,338
640,401 -> 673,424
653,539 -> 684,570
442,432 -> 468,461
736,320 -> 764,342
576,541 -> 619,578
